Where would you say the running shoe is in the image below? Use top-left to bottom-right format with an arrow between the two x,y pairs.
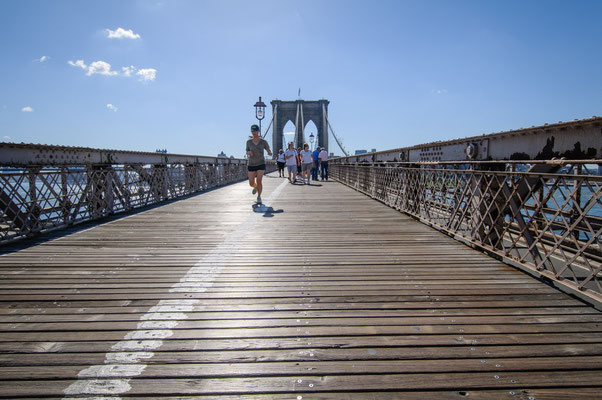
256,196 -> 262,204
252,186 -> 257,195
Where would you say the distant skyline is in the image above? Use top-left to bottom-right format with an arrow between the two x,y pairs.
1,0 -> 601,158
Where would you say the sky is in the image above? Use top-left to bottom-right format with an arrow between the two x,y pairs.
1,0 -> 601,158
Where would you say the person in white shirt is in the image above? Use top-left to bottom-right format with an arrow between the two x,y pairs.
300,143 -> 313,184
284,142 -> 298,184
318,148 -> 329,181
276,149 -> 285,177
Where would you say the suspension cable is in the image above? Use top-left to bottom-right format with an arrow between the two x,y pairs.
261,118 -> 273,139
323,104 -> 349,156
263,103 -> 277,140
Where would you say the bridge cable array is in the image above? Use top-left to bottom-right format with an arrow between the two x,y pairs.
323,103 -> 349,157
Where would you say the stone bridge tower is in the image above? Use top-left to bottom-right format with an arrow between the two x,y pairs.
271,99 -> 329,152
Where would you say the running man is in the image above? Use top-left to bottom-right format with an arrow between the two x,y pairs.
246,124 -> 272,204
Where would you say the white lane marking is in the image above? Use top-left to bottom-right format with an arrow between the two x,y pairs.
64,379 -> 131,396
78,365 -> 148,378
105,351 -> 154,364
63,180 -> 287,399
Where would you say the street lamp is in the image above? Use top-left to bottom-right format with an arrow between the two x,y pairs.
253,96 -> 266,134
309,132 -> 315,150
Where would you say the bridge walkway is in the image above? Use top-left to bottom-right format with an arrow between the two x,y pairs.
0,174 -> 601,398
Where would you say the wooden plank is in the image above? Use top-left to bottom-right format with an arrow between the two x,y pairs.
1,370 -> 601,396
3,356 -> 602,380
2,331 -> 602,355
0,306 -> 596,323
3,343 -> 602,366
3,314 -> 602,332
12,390 -> 600,400
1,322 -> 602,342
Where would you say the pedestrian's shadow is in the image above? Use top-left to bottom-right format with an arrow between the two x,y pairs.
252,204 -> 284,218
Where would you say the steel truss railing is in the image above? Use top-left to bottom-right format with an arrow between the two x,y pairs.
331,160 -> 602,307
0,145 -> 276,244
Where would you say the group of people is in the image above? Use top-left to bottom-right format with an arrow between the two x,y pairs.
276,142 -> 329,184
245,123 -> 329,204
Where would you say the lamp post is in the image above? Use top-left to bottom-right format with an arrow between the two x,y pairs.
309,132 -> 315,150
253,96 -> 266,134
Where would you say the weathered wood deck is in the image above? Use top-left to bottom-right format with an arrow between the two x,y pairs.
0,174 -> 601,399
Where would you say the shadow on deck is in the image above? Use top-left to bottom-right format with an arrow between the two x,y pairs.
0,173 -> 601,398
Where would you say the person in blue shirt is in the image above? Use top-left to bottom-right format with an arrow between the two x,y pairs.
312,146 -> 321,181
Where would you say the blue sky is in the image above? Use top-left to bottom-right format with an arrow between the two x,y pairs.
1,0 -> 601,158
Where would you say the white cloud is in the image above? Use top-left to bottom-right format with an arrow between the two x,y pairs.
69,59 -> 155,82
136,68 -> 156,82
106,27 -> 141,40
35,56 -> 49,63
68,59 -> 87,70
21,106 -> 34,112
3,136 -> 11,140
87,61 -> 118,76
432,89 -> 448,95
69,59 -> 117,76
122,65 -> 136,77
106,104 -> 118,112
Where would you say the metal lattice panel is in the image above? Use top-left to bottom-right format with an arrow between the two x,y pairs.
0,162 -> 275,244
331,161 -> 602,306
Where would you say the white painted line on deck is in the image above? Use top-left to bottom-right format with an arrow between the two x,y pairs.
63,180 -> 288,399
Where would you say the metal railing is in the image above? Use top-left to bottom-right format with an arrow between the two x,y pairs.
331,160 -> 602,307
0,143 -> 276,244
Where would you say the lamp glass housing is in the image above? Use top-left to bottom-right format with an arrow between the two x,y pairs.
254,96 -> 266,121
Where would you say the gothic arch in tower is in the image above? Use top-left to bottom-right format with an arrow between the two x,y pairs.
271,99 -> 329,152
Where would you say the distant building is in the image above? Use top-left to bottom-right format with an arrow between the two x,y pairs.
371,148 -> 376,153
155,149 -> 167,154
355,150 -> 367,155
218,151 -> 227,157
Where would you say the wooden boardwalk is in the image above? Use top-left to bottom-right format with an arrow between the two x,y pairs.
0,174 -> 601,399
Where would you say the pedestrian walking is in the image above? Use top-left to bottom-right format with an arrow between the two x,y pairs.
284,142 -> 298,183
246,124 -> 272,204
296,147 -> 302,180
312,146 -> 321,181
300,143 -> 313,184
319,147 -> 329,181
277,149 -> 285,177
